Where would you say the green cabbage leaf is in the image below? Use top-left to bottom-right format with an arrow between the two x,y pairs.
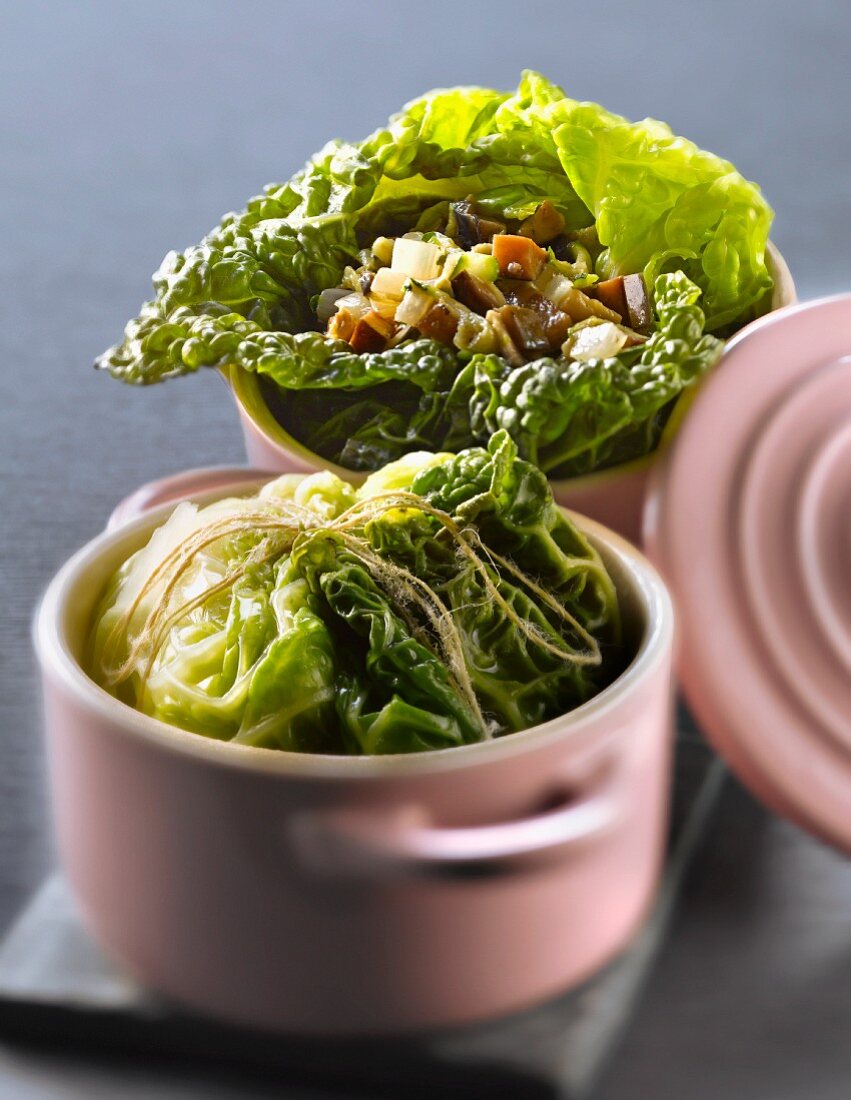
469,271 -> 723,475
90,435 -> 622,755
98,70 -> 771,383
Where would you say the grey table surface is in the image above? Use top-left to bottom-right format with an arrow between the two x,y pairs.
1,1 -> 850,1096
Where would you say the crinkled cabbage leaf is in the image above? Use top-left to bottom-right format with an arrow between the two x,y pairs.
469,271 -> 723,475
96,72 -> 771,477
90,434 -> 622,754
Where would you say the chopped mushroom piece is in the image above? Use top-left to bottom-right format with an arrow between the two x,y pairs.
544,310 -> 573,349
485,308 -> 525,367
349,310 -> 395,353
498,281 -> 572,353
558,285 -> 622,324
452,200 -> 505,248
490,305 -> 550,360
498,280 -> 550,310
518,200 -> 565,245
622,274 -> 653,332
417,301 -> 459,343
593,274 -> 652,332
593,277 -> 629,318
451,270 -> 506,314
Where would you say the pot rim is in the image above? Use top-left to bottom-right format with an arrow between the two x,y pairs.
34,491 -> 673,781
229,241 -> 796,493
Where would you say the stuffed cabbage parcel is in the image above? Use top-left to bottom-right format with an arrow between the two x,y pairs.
90,434 -> 622,755
96,71 -> 771,479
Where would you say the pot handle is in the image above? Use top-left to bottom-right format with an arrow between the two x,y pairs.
106,467 -> 275,531
292,773 -> 620,880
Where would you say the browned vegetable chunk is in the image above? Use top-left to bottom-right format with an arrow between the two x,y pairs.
349,310 -> 394,353
485,308 -> 523,367
451,270 -> 506,314
416,301 -> 459,343
544,311 -> 573,349
622,274 -> 652,332
327,309 -> 355,344
490,305 -> 550,359
492,235 -> 547,280
519,200 -> 566,245
558,286 -> 622,324
593,274 -> 651,332
593,277 -> 629,319
498,281 -> 549,310
498,281 -> 571,353
452,199 -> 505,247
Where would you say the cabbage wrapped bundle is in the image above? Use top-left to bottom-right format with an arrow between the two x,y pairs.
90,434 -> 622,755
96,71 -> 771,479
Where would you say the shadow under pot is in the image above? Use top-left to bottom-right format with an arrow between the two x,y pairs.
229,244 -> 796,545
34,474 -> 675,1035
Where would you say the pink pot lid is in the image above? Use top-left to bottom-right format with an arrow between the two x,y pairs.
645,294 -> 851,853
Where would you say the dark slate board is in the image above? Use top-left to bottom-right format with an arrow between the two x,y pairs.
0,718 -> 723,1100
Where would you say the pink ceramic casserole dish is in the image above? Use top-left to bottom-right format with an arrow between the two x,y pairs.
230,244 -> 796,544
34,472 -> 674,1035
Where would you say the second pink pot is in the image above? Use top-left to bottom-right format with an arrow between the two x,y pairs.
34,475 -> 674,1034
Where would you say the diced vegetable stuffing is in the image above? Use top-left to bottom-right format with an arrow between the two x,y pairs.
317,199 -> 651,364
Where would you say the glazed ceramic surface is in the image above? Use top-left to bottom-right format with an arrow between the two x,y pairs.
231,244 -> 796,544
35,473 -> 674,1034
646,294 -> 851,854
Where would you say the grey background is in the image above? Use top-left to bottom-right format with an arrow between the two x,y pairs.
2,0 -> 850,1096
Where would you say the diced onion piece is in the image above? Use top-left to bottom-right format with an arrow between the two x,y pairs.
535,265 -> 574,308
371,236 -> 395,265
316,287 -> 350,324
395,283 -> 434,327
564,321 -> 629,362
326,293 -> 371,341
391,237 -> 442,281
333,292 -> 370,318
369,267 -> 409,319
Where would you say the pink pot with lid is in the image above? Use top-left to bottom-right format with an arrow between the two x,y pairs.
33,291 -> 851,1035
